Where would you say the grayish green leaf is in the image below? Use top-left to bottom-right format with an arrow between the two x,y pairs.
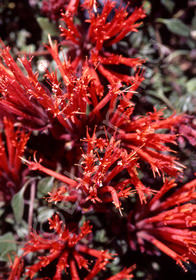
157,18 -> 190,37
161,0 -> 175,13
11,185 -> 26,224
37,176 -> 54,198
37,17 -> 59,42
186,78 -> 196,93
37,207 -> 55,223
0,232 -> 17,262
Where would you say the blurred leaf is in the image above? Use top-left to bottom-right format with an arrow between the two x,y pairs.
16,29 -> 31,49
143,1 -> 151,15
192,15 -> 196,29
0,232 -> 17,262
37,207 -> 55,223
37,176 -> 54,198
157,18 -> 190,37
161,0 -> 175,13
14,220 -> 28,239
166,49 -> 189,63
37,17 -> 59,42
11,185 -> 26,224
186,78 -> 196,93
129,31 -> 143,48
94,229 -> 108,243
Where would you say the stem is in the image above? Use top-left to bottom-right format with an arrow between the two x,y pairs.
28,181 -> 36,236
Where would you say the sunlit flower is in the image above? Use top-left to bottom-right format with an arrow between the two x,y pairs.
96,85 -> 184,178
0,42 -> 49,130
89,81 -> 184,194
127,178 -> 196,270
0,40 -> 92,139
60,1 -> 146,93
22,126 -> 158,208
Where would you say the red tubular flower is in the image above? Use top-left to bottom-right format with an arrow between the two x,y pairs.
41,0 -> 80,21
101,86 -> 184,178
23,213 -> 113,279
0,42 -> 49,130
23,126 -> 157,207
88,79 -> 184,194
0,117 -> 30,201
8,255 -> 24,280
105,264 -> 136,280
127,178 -> 196,270
116,108 -> 185,178
176,115 -> 196,147
76,130 -> 137,211
0,39 -> 92,139
60,1 -> 146,92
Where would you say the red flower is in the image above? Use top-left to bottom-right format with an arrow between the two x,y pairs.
23,213 -> 113,279
0,42 -> 49,130
177,115 -> 196,147
0,40 -> 92,139
105,264 -> 135,280
95,85 -> 184,178
8,256 -> 24,280
115,108 -> 185,178
41,0 -> 79,21
127,178 -> 196,270
0,117 -> 30,201
59,1 -> 146,93
89,82 -> 184,198
23,126 -> 157,208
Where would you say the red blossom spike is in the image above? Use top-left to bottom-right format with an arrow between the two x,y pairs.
42,0 -> 79,21
21,154 -> 78,188
111,105 -> 185,177
105,264 -> 136,280
60,1 -> 146,88
0,42 -> 50,129
23,214 -> 113,279
8,255 -> 24,280
127,178 -> 196,270
0,117 -> 30,201
81,0 -> 98,13
0,39 -> 92,136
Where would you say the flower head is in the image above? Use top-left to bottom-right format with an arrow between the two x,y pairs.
41,0 -> 80,21
103,90 -> 184,178
60,1 -> 146,92
23,213 -> 113,279
7,255 -> 24,280
0,42 -> 49,130
127,178 -> 196,270
0,117 -> 30,201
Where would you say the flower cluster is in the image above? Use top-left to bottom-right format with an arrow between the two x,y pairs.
127,178 -> 196,270
23,214 -> 114,279
0,0 -> 195,279
0,117 -> 30,201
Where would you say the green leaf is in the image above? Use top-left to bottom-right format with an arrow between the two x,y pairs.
37,207 -> 55,223
0,232 -> 17,262
11,185 -> 26,224
161,0 -> 175,13
37,176 -> 54,198
157,18 -> 190,37
186,78 -> 196,93
37,17 -> 59,42
192,15 -> 196,29
143,1 -> 151,15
